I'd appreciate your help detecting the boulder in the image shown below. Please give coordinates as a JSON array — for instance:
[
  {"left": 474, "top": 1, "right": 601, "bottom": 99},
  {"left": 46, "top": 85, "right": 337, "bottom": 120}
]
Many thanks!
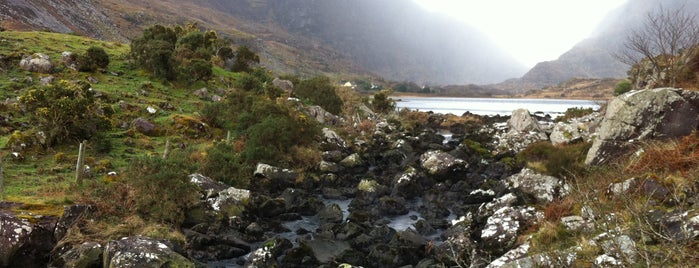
[
  {"left": 131, "top": 117, "right": 160, "bottom": 136},
  {"left": 254, "top": 163, "right": 297, "bottom": 181},
  {"left": 272, "top": 78, "right": 294, "bottom": 93},
  {"left": 61, "top": 51, "right": 77, "bottom": 70},
  {"left": 244, "top": 237, "right": 292, "bottom": 268},
  {"left": 0, "top": 209, "right": 58, "bottom": 267},
  {"left": 50, "top": 241, "right": 103, "bottom": 268},
  {"left": 317, "top": 204, "right": 344, "bottom": 224},
  {"left": 648, "top": 209, "right": 699, "bottom": 241},
  {"left": 586, "top": 88, "right": 699, "bottom": 165},
  {"left": 322, "top": 128, "right": 347, "bottom": 151},
  {"left": 19, "top": 53, "right": 53, "bottom": 73},
  {"left": 339, "top": 153, "right": 364, "bottom": 168},
  {"left": 40, "top": 75, "right": 55, "bottom": 85},
  {"left": 307, "top": 105, "right": 341, "bottom": 125},
  {"left": 481, "top": 206, "right": 543, "bottom": 252},
  {"left": 54, "top": 204, "right": 92, "bottom": 241},
  {"left": 503, "top": 168, "right": 569, "bottom": 204},
  {"left": 493, "top": 109, "right": 549, "bottom": 153},
  {"left": 103, "top": 236, "right": 194, "bottom": 268},
  {"left": 509, "top": 108, "right": 545, "bottom": 133},
  {"left": 184, "top": 229, "right": 250, "bottom": 261},
  {"left": 189, "top": 173, "right": 229, "bottom": 199},
  {"left": 193, "top": 88, "right": 209, "bottom": 99},
  {"left": 419, "top": 150, "right": 468, "bottom": 176}
]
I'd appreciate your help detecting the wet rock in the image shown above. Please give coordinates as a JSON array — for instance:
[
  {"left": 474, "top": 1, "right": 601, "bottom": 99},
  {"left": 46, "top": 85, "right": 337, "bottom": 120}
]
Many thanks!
[
  {"left": 19, "top": 53, "right": 53, "bottom": 73},
  {"left": 244, "top": 237, "right": 292, "bottom": 268},
  {"left": 586, "top": 88, "right": 699, "bottom": 165},
  {"left": 419, "top": 150, "right": 468, "bottom": 176},
  {"left": 184, "top": 229, "right": 250, "bottom": 261},
  {"left": 50, "top": 241, "right": 103, "bottom": 268},
  {"left": 317, "top": 204, "right": 344, "bottom": 224},
  {"left": 103, "top": 236, "right": 193, "bottom": 267},
  {"left": 339, "top": 153, "right": 364, "bottom": 168},
  {"left": 378, "top": 196, "right": 409, "bottom": 216},
  {"left": 503, "top": 168, "right": 569, "bottom": 204},
  {"left": 305, "top": 239, "right": 351, "bottom": 264},
  {"left": 280, "top": 188, "right": 324, "bottom": 216}
]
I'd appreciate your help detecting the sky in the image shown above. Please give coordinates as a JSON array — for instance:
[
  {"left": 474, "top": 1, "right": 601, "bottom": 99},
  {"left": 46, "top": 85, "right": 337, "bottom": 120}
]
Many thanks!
[{"left": 413, "top": 0, "right": 628, "bottom": 67}]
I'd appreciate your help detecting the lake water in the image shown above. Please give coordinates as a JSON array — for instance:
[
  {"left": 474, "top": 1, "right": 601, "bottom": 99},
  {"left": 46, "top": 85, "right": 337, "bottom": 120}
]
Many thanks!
[{"left": 395, "top": 97, "right": 601, "bottom": 117}]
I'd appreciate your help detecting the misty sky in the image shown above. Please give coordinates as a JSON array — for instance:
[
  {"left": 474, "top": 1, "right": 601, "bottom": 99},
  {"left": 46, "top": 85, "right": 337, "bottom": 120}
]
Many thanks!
[{"left": 413, "top": 0, "right": 627, "bottom": 67}]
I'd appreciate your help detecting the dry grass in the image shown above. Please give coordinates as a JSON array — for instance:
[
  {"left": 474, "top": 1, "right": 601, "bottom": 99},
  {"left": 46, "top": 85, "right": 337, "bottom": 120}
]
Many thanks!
[{"left": 626, "top": 132, "right": 699, "bottom": 175}]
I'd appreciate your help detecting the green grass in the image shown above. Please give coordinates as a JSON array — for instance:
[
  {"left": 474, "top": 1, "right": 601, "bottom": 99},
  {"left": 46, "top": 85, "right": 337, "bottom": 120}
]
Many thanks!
[{"left": 0, "top": 31, "right": 231, "bottom": 217}]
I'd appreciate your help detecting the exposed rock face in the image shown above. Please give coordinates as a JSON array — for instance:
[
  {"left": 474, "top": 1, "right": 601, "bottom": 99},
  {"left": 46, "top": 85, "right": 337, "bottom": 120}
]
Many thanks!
[
  {"left": 131, "top": 117, "right": 160, "bottom": 136},
  {"left": 503, "top": 168, "right": 569, "bottom": 205},
  {"left": 254, "top": 163, "right": 297, "bottom": 181},
  {"left": 549, "top": 112, "right": 600, "bottom": 145},
  {"left": 103, "top": 236, "right": 194, "bottom": 268},
  {"left": 586, "top": 88, "right": 699, "bottom": 165},
  {"left": 19, "top": 53, "right": 53, "bottom": 73}
]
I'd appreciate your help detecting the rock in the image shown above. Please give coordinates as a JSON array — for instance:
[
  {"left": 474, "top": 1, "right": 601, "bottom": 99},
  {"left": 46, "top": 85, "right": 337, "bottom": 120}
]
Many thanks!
[
  {"left": 560, "top": 216, "right": 593, "bottom": 232},
  {"left": 87, "top": 76, "right": 99, "bottom": 84},
  {"left": 586, "top": 88, "right": 699, "bottom": 165},
  {"left": 503, "top": 168, "right": 569, "bottom": 204},
  {"left": 254, "top": 163, "right": 297, "bottom": 181},
  {"left": 322, "top": 128, "right": 347, "bottom": 151},
  {"left": 146, "top": 106, "right": 157, "bottom": 114},
  {"left": 549, "top": 121, "right": 585, "bottom": 145},
  {"left": 378, "top": 196, "right": 408, "bottom": 216},
  {"left": 0, "top": 209, "right": 58, "bottom": 267},
  {"left": 304, "top": 239, "right": 351, "bottom": 264},
  {"left": 54, "top": 204, "right": 92, "bottom": 241},
  {"left": 19, "top": 53, "right": 53, "bottom": 73},
  {"left": 498, "top": 251, "right": 576, "bottom": 268},
  {"left": 600, "top": 235, "right": 637, "bottom": 264},
  {"left": 339, "top": 153, "right": 364, "bottom": 168},
  {"left": 478, "top": 193, "right": 518, "bottom": 218},
  {"left": 207, "top": 186, "right": 250, "bottom": 215},
  {"left": 103, "top": 236, "right": 194, "bottom": 268},
  {"left": 40, "top": 75, "right": 54, "bottom": 85},
  {"left": 419, "top": 150, "right": 468, "bottom": 176},
  {"left": 486, "top": 242, "right": 529, "bottom": 268},
  {"left": 481, "top": 206, "right": 543, "bottom": 252},
  {"left": 649, "top": 209, "right": 699, "bottom": 241},
  {"left": 211, "top": 94, "right": 222, "bottom": 102},
  {"left": 61, "top": 51, "right": 77, "bottom": 70},
  {"left": 193, "top": 88, "right": 209, "bottom": 99},
  {"left": 50, "top": 241, "right": 103, "bottom": 268},
  {"left": 606, "top": 177, "right": 670, "bottom": 202},
  {"left": 272, "top": 78, "right": 294, "bottom": 93},
  {"left": 131, "top": 117, "right": 160, "bottom": 136},
  {"left": 317, "top": 204, "right": 344, "bottom": 224},
  {"left": 184, "top": 229, "right": 250, "bottom": 261},
  {"left": 493, "top": 109, "right": 549, "bottom": 153},
  {"left": 280, "top": 188, "right": 324, "bottom": 216},
  {"left": 509, "top": 109, "right": 545, "bottom": 133},
  {"left": 307, "top": 105, "right": 341, "bottom": 125},
  {"left": 244, "top": 237, "right": 292, "bottom": 268},
  {"left": 189, "top": 173, "right": 229, "bottom": 199}
]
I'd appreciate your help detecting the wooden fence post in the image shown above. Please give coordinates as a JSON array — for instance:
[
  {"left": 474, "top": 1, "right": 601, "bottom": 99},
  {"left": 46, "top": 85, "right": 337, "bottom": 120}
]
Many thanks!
[
  {"left": 76, "top": 141, "right": 85, "bottom": 186},
  {"left": 226, "top": 130, "right": 231, "bottom": 144},
  {"left": 162, "top": 139, "right": 170, "bottom": 159}
]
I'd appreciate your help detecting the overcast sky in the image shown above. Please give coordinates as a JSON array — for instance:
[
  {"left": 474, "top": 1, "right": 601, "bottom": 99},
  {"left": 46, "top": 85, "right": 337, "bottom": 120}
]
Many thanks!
[{"left": 413, "top": 0, "right": 628, "bottom": 67}]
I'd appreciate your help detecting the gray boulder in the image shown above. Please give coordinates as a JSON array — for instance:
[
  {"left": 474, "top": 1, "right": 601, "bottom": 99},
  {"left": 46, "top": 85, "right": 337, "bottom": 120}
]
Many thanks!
[
  {"left": 419, "top": 150, "right": 467, "bottom": 176},
  {"left": 51, "top": 241, "right": 103, "bottom": 268},
  {"left": 307, "top": 105, "right": 341, "bottom": 125},
  {"left": 494, "top": 109, "right": 549, "bottom": 153},
  {"left": 131, "top": 117, "right": 160, "bottom": 136},
  {"left": 0, "top": 209, "right": 58, "bottom": 267},
  {"left": 61, "top": 51, "right": 77, "bottom": 70},
  {"left": 103, "top": 236, "right": 194, "bottom": 268},
  {"left": 586, "top": 88, "right": 699, "bottom": 165},
  {"left": 509, "top": 108, "right": 545, "bottom": 133},
  {"left": 503, "top": 168, "right": 569, "bottom": 205},
  {"left": 19, "top": 53, "right": 54, "bottom": 73},
  {"left": 272, "top": 78, "right": 294, "bottom": 93},
  {"left": 481, "top": 206, "right": 543, "bottom": 252},
  {"left": 317, "top": 204, "right": 344, "bottom": 224},
  {"left": 254, "top": 163, "right": 297, "bottom": 181}
]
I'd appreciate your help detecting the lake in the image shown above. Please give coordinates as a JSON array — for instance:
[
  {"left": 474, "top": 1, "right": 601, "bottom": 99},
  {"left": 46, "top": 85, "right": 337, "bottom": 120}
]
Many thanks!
[{"left": 394, "top": 97, "right": 601, "bottom": 117}]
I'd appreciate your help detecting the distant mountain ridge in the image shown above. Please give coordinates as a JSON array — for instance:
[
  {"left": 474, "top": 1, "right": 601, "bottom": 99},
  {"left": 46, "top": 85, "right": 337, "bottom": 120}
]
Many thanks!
[
  {"left": 500, "top": 0, "right": 699, "bottom": 92},
  {"left": 0, "top": 0, "right": 527, "bottom": 85}
]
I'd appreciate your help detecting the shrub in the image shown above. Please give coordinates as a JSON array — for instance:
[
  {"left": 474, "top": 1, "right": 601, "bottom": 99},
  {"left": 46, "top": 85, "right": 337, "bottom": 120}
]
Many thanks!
[
  {"left": 201, "top": 142, "right": 250, "bottom": 188},
  {"left": 295, "top": 76, "right": 344, "bottom": 115},
  {"left": 614, "top": 80, "right": 632, "bottom": 96},
  {"left": 232, "top": 45, "right": 260, "bottom": 73},
  {"left": 127, "top": 150, "right": 200, "bottom": 226},
  {"left": 77, "top": 46, "right": 110, "bottom": 72},
  {"left": 371, "top": 90, "right": 395, "bottom": 114},
  {"left": 20, "top": 80, "right": 111, "bottom": 145}
]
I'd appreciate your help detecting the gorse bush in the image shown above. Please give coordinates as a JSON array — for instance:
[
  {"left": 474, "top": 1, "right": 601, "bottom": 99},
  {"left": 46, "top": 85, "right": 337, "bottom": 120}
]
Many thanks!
[
  {"left": 371, "top": 90, "right": 395, "bottom": 114},
  {"left": 295, "top": 76, "right": 344, "bottom": 115},
  {"left": 77, "top": 46, "right": 110, "bottom": 72},
  {"left": 614, "top": 80, "right": 632, "bottom": 96},
  {"left": 20, "top": 80, "right": 111, "bottom": 145}
]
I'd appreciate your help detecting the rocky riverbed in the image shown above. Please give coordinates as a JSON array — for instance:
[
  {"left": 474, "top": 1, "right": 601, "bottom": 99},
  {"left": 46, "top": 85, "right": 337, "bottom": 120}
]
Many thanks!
[{"left": 3, "top": 87, "right": 699, "bottom": 267}]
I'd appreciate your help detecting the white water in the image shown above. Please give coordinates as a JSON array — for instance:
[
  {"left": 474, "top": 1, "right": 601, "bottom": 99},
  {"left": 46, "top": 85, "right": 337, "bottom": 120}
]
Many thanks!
[{"left": 395, "top": 97, "right": 600, "bottom": 117}]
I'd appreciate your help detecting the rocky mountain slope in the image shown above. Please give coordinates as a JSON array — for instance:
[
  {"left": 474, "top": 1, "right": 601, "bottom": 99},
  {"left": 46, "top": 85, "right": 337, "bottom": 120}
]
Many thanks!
[
  {"left": 0, "top": 0, "right": 526, "bottom": 85},
  {"left": 500, "top": 0, "right": 699, "bottom": 92}
]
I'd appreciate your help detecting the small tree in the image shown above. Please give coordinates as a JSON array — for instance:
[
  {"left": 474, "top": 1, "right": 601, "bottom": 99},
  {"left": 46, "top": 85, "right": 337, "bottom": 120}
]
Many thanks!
[
  {"left": 615, "top": 5, "right": 699, "bottom": 88},
  {"left": 372, "top": 90, "right": 396, "bottom": 114},
  {"left": 295, "top": 76, "right": 344, "bottom": 115}
]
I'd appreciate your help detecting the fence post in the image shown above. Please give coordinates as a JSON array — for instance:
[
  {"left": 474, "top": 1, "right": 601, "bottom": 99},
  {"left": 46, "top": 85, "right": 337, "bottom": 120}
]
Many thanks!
[
  {"left": 162, "top": 139, "right": 170, "bottom": 159},
  {"left": 76, "top": 141, "right": 85, "bottom": 186},
  {"left": 226, "top": 130, "right": 231, "bottom": 144},
  {"left": 0, "top": 156, "right": 4, "bottom": 197}
]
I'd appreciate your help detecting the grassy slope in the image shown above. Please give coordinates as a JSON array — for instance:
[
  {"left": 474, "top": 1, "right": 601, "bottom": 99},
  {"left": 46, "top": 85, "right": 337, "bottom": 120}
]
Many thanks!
[{"left": 0, "top": 31, "right": 229, "bottom": 216}]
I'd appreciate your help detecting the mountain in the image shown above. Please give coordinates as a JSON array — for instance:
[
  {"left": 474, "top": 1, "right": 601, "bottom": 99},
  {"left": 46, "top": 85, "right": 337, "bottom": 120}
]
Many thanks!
[
  {"left": 499, "top": 0, "right": 699, "bottom": 92},
  {"left": 0, "top": 0, "right": 527, "bottom": 85}
]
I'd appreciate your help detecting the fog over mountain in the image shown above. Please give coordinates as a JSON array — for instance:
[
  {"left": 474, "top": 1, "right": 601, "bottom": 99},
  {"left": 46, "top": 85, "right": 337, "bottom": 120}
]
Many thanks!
[
  {"left": 503, "top": 0, "right": 699, "bottom": 91},
  {"left": 0, "top": 0, "right": 527, "bottom": 85}
]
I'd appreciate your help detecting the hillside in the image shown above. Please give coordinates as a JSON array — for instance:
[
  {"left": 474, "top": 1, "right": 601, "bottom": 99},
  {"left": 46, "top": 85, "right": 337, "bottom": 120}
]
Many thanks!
[
  {"left": 0, "top": 0, "right": 527, "bottom": 85},
  {"left": 499, "top": 0, "right": 699, "bottom": 92}
]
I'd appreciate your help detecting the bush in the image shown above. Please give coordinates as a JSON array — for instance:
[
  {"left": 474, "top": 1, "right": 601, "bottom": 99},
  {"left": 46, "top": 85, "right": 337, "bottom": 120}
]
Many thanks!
[
  {"left": 20, "top": 80, "right": 111, "bottom": 145},
  {"left": 232, "top": 45, "right": 260, "bottom": 73},
  {"left": 614, "top": 80, "right": 632, "bottom": 96},
  {"left": 127, "top": 150, "right": 200, "bottom": 226},
  {"left": 295, "top": 76, "right": 344, "bottom": 115},
  {"left": 77, "top": 46, "right": 110, "bottom": 72},
  {"left": 371, "top": 90, "right": 395, "bottom": 114},
  {"left": 556, "top": 107, "right": 594, "bottom": 123},
  {"left": 518, "top": 141, "right": 591, "bottom": 178},
  {"left": 201, "top": 142, "right": 250, "bottom": 188}
]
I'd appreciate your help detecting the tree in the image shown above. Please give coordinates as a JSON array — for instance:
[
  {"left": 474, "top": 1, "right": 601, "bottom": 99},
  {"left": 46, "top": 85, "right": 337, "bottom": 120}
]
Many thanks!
[
  {"left": 615, "top": 5, "right": 699, "bottom": 88},
  {"left": 232, "top": 45, "right": 260, "bottom": 73},
  {"left": 130, "top": 25, "right": 178, "bottom": 80},
  {"left": 295, "top": 76, "right": 344, "bottom": 115}
]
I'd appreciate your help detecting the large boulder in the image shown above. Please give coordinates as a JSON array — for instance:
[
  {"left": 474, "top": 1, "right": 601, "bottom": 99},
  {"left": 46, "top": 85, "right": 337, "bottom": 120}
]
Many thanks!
[
  {"left": 19, "top": 53, "right": 54, "bottom": 73},
  {"left": 586, "top": 88, "right": 699, "bottom": 165},
  {"left": 103, "top": 236, "right": 194, "bottom": 268},
  {"left": 502, "top": 168, "right": 569, "bottom": 205},
  {"left": 481, "top": 206, "right": 543, "bottom": 253},
  {"left": 254, "top": 163, "right": 297, "bottom": 181},
  {"left": 0, "top": 208, "right": 58, "bottom": 267},
  {"left": 494, "top": 109, "right": 549, "bottom": 153},
  {"left": 51, "top": 241, "right": 103, "bottom": 268}
]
